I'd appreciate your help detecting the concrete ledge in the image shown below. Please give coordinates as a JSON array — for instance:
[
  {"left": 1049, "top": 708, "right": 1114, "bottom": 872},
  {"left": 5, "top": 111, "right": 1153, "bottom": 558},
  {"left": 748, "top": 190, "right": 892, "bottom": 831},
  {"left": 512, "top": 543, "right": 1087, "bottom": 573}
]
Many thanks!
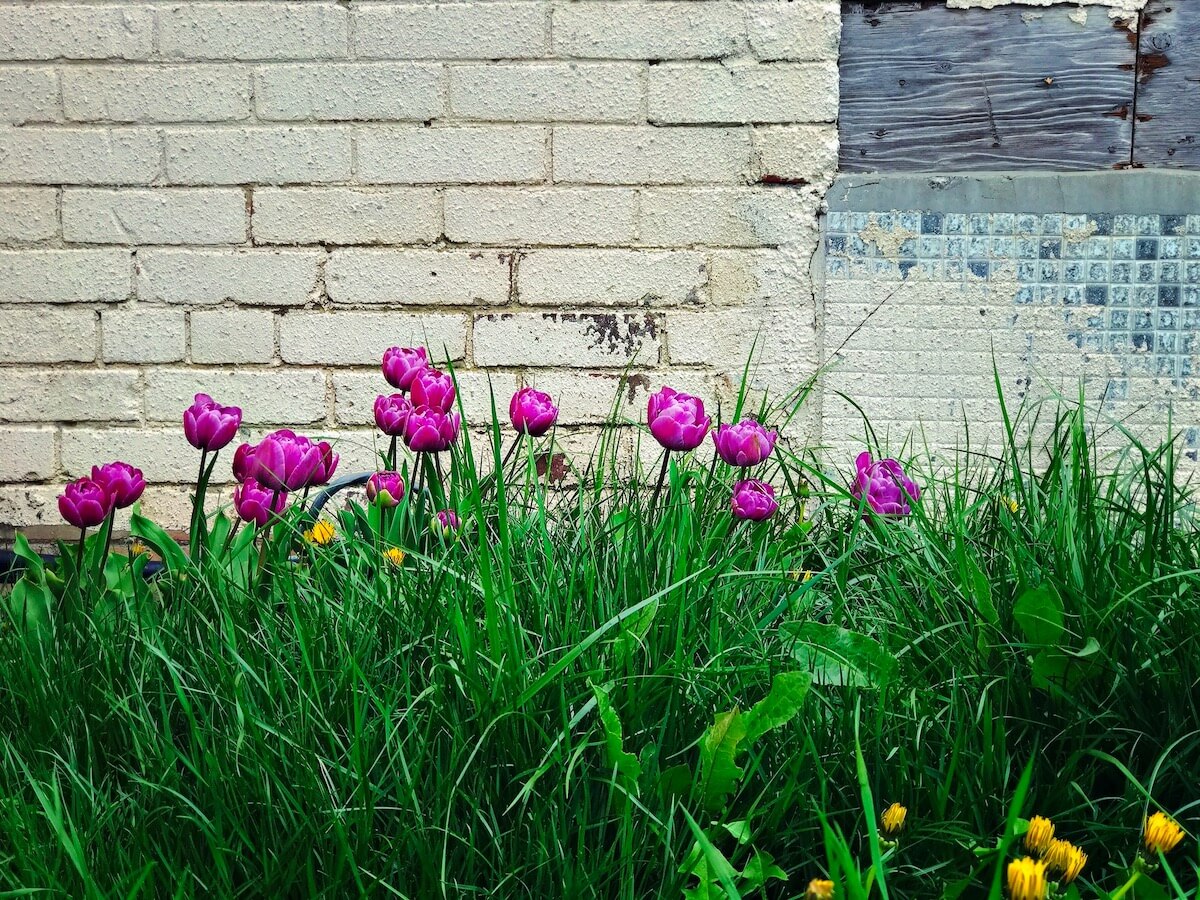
[{"left": 825, "top": 171, "right": 1200, "bottom": 215}]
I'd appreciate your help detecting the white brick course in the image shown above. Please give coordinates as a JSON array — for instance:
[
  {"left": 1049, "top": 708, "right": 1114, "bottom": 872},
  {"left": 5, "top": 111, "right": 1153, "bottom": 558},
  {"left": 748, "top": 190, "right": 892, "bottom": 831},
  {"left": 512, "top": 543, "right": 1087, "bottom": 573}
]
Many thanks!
[
  {"left": 553, "top": 126, "right": 753, "bottom": 185},
  {"left": 280, "top": 311, "right": 468, "bottom": 365},
  {"left": 649, "top": 63, "right": 839, "bottom": 125},
  {"left": 254, "top": 64, "right": 444, "bottom": 122},
  {"left": 63, "top": 189, "right": 247, "bottom": 245},
  {"left": 0, "top": 307, "right": 97, "bottom": 363},
  {"left": 63, "top": 66, "right": 252, "bottom": 124},
  {"left": 450, "top": 63, "right": 642, "bottom": 122},
  {"left": 355, "top": 3, "right": 547, "bottom": 60},
  {"left": 0, "top": 189, "right": 59, "bottom": 243},
  {"left": 356, "top": 126, "right": 548, "bottom": 184},
  {"left": 0, "top": 428, "right": 56, "bottom": 482},
  {"left": 444, "top": 188, "right": 636, "bottom": 245},
  {"left": 158, "top": 3, "right": 350, "bottom": 61},
  {"left": 0, "top": 370, "right": 140, "bottom": 423},
  {"left": 102, "top": 306, "right": 186, "bottom": 363},
  {"left": 165, "top": 127, "right": 352, "bottom": 185},
  {"left": 0, "top": 249, "right": 131, "bottom": 303},
  {"left": 143, "top": 368, "right": 328, "bottom": 426},
  {"left": 137, "top": 249, "right": 321, "bottom": 306},
  {"left": 639, "top": 187, "right": 821, "bottom": 247},
  {"left": 0, "top": 128, "right": 160, "bottom": 185},
  {"left": 552, "top": 2, "right": 739, "bottom": 60},
  {"left": 62, "top": 427, "right": 230, "bottom": 483},
  {"left": 0, "top": 5, "right": 154, "bottom": 61},
  {"left": 0, "top": 67, "right": 60, "bottom": 125},
  {"left": 253, "top": 188, "right": 440, "bottom": 245},
  {"left": 326, "top": 250, "right": 510, "bottom": 305},
  {"left": 190, "top": 309, "right": 277, "bottom": 364},
  {"left": 519, "top": 249, "right": 708, "bottom": 306},
  {"left": 473, "top": 312, "right": 661, "bottom": 368}
]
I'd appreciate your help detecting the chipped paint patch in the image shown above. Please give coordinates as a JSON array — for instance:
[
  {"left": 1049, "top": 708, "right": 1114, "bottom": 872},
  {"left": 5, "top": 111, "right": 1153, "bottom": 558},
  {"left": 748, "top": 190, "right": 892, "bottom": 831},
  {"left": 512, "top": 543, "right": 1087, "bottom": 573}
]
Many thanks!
[{"left": 946, "top": 0, "right": 1147, "bottom": 20}]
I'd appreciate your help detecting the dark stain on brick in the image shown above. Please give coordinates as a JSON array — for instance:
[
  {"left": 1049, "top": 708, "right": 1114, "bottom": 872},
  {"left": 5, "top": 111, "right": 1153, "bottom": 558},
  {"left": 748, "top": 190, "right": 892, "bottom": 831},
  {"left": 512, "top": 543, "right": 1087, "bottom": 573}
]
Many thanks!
[
  {"left": 535, "top": 452, "right": 568, "bottom": 484},
  {"left": 759, "top": 174, "right": 811, "bottom": 187}
]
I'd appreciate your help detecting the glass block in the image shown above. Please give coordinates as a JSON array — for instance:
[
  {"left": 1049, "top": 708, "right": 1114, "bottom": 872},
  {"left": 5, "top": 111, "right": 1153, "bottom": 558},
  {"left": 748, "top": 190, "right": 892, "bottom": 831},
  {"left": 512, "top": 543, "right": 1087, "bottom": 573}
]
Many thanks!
[
  {"left": 872, "top": 213, "right": 895, "bottom": 230},
  {"left": 899, "top": 260, "right": 918, "bottom": 279},
  {"left": 993, "top": 213, "right": 1015, "bottom": 235},
  {"left": 1159, "top": 310, "right": 1179, "bottom": 330},
  {"left": 1135, "top": 287, "right": 1157, "bottom": 308},
  {"left": 827, "top": 235, "right": 847, "bottom": 254},
  {"left": 848, "top": 235, "right": 869, "bottom": 255},
  {"left": 944, "top": 259, "right": 965, "bottom": 279},
  {"left": 826, "top": 212, "right": 847, "bottom": 233},
  {"left": 921, "top": 212, "right": 944, "bottom": 234},
  {"left": 1063, "top": 240, "right": 1089, "bottom": 259},
  {"left": 1063, "top": 261, "right": 1086, "bottom": 283},
  {"left": 1040, "top": 238, "right": 1062, "bottom": 259},
  {"left": 849, "top": 212, "right": 869, "bottom": 231},
  {"left": 1156, "top": 356, "right": 1178, "bottom": 378},
  {"left": 968, "top": 260, "right": 990, "bottom": 279},
  {"left": 1187, "top": 215, "right": 1200, "bottom": 236},
  {"left": 1136, "top": 262, "right": 1158, "bottom": 283},
  {"left": 969, "top": 213, "right": 990, "bottom": 234},
  {"left": 1110, "top": 309, "right": 1129, "bottom": 329},
  {"left": 898, "top": 238, "right": 917, "bottom": 256},
  {"left": 1015, "top": 214, "right": 1039, "bottom": 234},
  {"left": 1040, "top": 261, "right": 1061, "bottom": 282},
  {"left": 1015, "top": 286, "right": 1034, "bottom": 305},
  {"left": 1111, "top": 262, "right": 1133, "bottom": 283},
  {"left": 945, "top": 237, "right": 966, "bottom": 257},
  {"left": 1160, "top": 237, "right": 1181, "bottom": 259},
  {"left": 1091, "top": 214, "right": 1113, "bottom": 236},
  {"left": 916, "top": 259, "right": 941, "bottom": 278},
  {"left": 1136, "top": 239, "right": 1159, "bottom": 260},
  {"left": 944, "top": 213, "right": 967, "bottom": 235},
  {"left": 1063, "top": 286, "right": 1084, "bottom": 306},
  {"left": 1085, "top": 285, "right": 1108, "bottom": 305},
  {"left": 1108, "top": 333, "right": 1130, "bottom": 353},
  {"left": 1161, "top": 262, "right": 1181, "bottom": 283},
  {"left": 1132, "top": 331, "right": 1153, "bottom": 351},
  {"left": 1064, "top": 214, "right": 1088, "bottom": 231},
  {"left": 899, "top": 211, "right": 921, "bottom": 232},
  {"left": 1160, "top": 285, "right": 1181, "bottom": 307},
  {"left": 1087, "top": 262, "right": 1109, "bottom": 282},
  {"left": 1016, "top": 237, "right": 1039, "bottom": 258},
  {"left": 917, "top": 235, "right": 942, "bottom": 257},
  {"left": 1187, "top": 263, "right": 1200, "bottom": 283},
  {"left": 1017, "top": 260, "right": 1038, "bottom": 282},
  {"left": 825, "top": 257, "right": 848, "bottom": 278},
  {"left": 1041, "top": 214, "right": 1063, "bottom": 235},
  {"left": 1112, "top": 238, "right": 1135, "bottom": 260},
  {"left": 1137, "top": 215, "right": 1161, "bottom": 236},
  {"left": 1114, "top": 215, "right": 1137, "bottom": 236},
  {"left": 990, "top": 237, "right": 1014, "bottom": 258},
  {"left": 1185, "top": 293, "right": 1200, "bottom": 312},
  {"left": 967, "top": 236, "right": 989, "bottom": 257},
  {"left": 1037, "top": 285, "right": 1061, "bottom": 304},
  {"left": 1109, "top": 286, "right": 1131, "bottom": 307},
  {"left": 1162, "top": 215, "right": 1186, "bottom": 236},
  {"left": 1088, "top": 239, "right": 1111, "bottom": 260}
]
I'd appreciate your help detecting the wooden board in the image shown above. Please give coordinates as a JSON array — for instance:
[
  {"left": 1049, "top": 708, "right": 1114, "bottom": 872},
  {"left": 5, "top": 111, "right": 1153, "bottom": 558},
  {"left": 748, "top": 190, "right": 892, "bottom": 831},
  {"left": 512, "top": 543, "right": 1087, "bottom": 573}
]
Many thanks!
[
  {"left": 839, "top": 2, "right": 1137, "bottom": 173},
  {"left": 1133, "top": 1, "right": 1200, "bottom": 167}
]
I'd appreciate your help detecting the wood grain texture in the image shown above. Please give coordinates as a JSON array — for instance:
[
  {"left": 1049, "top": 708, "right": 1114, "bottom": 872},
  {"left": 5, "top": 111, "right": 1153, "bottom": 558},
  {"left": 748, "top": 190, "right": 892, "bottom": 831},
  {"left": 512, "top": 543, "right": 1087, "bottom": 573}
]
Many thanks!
[
  {"left": 1134, "top": 1, "right": 1200, "bottom": 167},
  {"left": 839, "top": 2, "right": 1136, "bottom": 173}
]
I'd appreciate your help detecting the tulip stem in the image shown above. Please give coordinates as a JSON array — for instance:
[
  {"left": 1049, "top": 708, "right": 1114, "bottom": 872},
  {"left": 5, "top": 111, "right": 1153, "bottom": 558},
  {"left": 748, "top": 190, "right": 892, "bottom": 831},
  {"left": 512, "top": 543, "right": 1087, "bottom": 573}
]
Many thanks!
[
  {"left": 189, "top": 449, "right": 208, "bottom": 566},
  {"left": 387, "top": 435, "right": 398, "bottom": 471},
  {"left": 650, "top": 451, "right": 671, "bottom": 513},
  {"left": 96, "top": 508, "right": 115, "bottom": 586},
  {"left": 72, "top": 526, "right": 88, "bottom": 602}
]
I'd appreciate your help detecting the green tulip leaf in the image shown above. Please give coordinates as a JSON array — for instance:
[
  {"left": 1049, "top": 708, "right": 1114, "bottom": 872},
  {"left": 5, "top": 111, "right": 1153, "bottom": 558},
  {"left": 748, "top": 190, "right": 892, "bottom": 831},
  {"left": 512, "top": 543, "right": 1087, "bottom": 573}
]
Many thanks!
[
  {"left": 1013, "top": 584, "right": 1064, "bottom": 646},
  {"left": 130, "top": 512, "right": 191, "bottom": 574},
  {"left": 784, "top": 622, "right": 898, "bottom": 688}
]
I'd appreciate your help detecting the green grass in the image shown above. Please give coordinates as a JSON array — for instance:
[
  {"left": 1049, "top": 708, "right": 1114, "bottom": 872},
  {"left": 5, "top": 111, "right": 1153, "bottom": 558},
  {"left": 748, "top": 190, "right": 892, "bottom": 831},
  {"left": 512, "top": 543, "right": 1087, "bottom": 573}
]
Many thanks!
[{"left": 2, "top": 384, "right": 1198, "bottom": 899}]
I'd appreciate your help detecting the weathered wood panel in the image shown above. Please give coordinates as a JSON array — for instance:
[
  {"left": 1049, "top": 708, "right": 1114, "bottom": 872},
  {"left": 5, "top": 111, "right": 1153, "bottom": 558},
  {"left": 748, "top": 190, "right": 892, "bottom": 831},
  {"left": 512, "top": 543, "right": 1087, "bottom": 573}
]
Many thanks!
[
  {"left": 839, "top": 2, "right": 1136, "bottom": 173},
  {"left": 1133, "top": 1, "right": 1200, "bottom": 167}
]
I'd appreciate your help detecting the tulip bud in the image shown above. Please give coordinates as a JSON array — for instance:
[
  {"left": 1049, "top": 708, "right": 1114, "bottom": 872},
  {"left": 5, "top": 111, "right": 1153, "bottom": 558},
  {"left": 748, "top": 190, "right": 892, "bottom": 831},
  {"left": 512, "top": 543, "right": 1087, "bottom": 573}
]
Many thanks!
[
  {"left": 232, "top": 477, "right": 288, "bottom": 527},
  {"left": 509, "top": 387, "right": 559, "bottom": 437},
  {"left": 183, "top": 393, "right": 242, "bottom": 452},
  {"left": 366, "top": 471, "right": 405, "bottom": 507},
  {"left": 90, "top": 460, "right": 146, "bottom": 509},
  {"left": 374, "top": 394, "right": 412, "bottom": 437},
  {"left": 403, "top": 405, "right": 461, "bottom": 453},
  {"left": 712, "top": 420, "right": 777, "bottom": 467},
  {"left": 311, "top": 441, "right": 339, "bottom": 486},
  {"left": 410, "top": 369, "right": 456, "bottom": 413},
  {"left": 381, "top": 346, "right": 429, "bottom": 391},
  {"left": 731, "top": 479, "right": 778, "bottom": 522},
  {"left": 430, "top": 509, "right": 461, "bottom": 540},
  {"left": 851, "top": 452, "right": 920, "bottom": 517},
  {"left": 232, "top": 442, "right": 256, "bottom": 483},
  {"left": 251, "top": 429, "right": 324, "bottom": 492},
  {"left": 58, "top": 477, "right": 113, "bottom": 529},
  {"left": 647, "top": 386, "right": 711, "bottom": 451}
]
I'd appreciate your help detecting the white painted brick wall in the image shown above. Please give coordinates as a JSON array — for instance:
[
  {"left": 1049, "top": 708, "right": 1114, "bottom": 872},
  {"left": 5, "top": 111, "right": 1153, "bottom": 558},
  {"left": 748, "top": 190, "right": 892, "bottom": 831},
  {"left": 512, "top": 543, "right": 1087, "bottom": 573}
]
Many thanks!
[{"left": 0, "top": 0, "right": 834, "bottom": 528}]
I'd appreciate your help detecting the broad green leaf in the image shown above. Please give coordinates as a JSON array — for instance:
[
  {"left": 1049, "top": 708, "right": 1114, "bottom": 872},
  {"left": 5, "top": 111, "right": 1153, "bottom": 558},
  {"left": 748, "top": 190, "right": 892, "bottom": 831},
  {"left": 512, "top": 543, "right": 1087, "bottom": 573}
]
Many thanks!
[
  {"left": 658, "top": 764, "right": 692, "bottom": 800},
  {"left": 1013, "top": 584, "right": 1064, "bottom": 646},
  {"left": 12, "top": 533, "right": 46, "bottom": 581},
  {"left": 739, "top": 851, "right": 787, "bottom": 890},
  {"left": 698, "top": 709, "right": 747, "bottom": 811},
  {"left": 784, "top": 622, "right": 898, "bottom": 688},
  {"left": 589, "top": 680, "right": 642, "bottom": 784},
  {"left": 9, "top": 578, "right": 53, "bottom": 637},
  {"left": 742, "top": 671, "right": 811, "bottom": 743},
  {"left": 968, "top": 558, "right": 998, "bottom": 625},
  {"left": 1031, "top": 644, "right": 1099, "bottom": 691},
  {"left": 130, "top": 511, "right": 191, "bottom": 574},
  {"left": 721, "top": 821, "right": 751, "bottom": 845}
]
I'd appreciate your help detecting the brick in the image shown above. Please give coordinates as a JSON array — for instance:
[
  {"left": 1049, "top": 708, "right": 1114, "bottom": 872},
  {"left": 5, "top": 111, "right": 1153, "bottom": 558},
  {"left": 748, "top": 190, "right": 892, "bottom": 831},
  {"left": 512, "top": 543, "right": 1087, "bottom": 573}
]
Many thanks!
[
  {"left": 326, "top": 250, "right": 509, "bottom": 305},
  {"left": 444, "top": 188, "right": 635, "bottom": 245},
  {"left": 753, "top": 126, "right": 838, "bottom": 187},
  {"left": 0, "top": 307, "right": 96, "bottom": 363},
  {"left": 0, "top": 250, "right": 130, "bottom": 303},
  {"left": 666, "top": 307, "right": 818, "bottom": 368},
  {"left": 552, "top": 2, "right": 739, "bottom": 60},
  {"left": 164, "top": 127, "right": 351, "bottom": 185},
  {"left": 0, "top": 369, "right": 139, "bottom": 423},
  {"left": 0, "top": 428, "right": 56, "bottom": 482},
  {"left": 473, "top": 312, "right": 660, "bottom": 368},
  {"left": 519, "top": 249, "right": 707, "bottom": 306},
  {"left": 103, "top": 306, "right": 186, "bottom": 363},
  {"left": 745, "top": 2, "right": 841, "bottom": 62},
  {"left": 190, "top": 308, "right": 277, "bottom": 364},
  {"left": 62, "top": 427, "right": 226, "bottom": 483},
  {"left": 280, "top": 311, "right": 467, "bottom": 365},
  {"left": 355, "top": 3, "right": 546, "bottom": 59},
  {"left": 0, "top": 5, "right": 154, "bottom": 61},
  {"left": 639, "top": 187, "right": 820, "bottom": 247},
  {"left": 554, "top": 125, "right": 752, "bottom": 185},
  {"left": 63, "top": 65, "right": 250, "bottom": 124},
  {"left": 159, "top": 3, "right": 349, "bottom": 61},
  {"left": 0, "top": 68, "right": 59, "bottom": 124},
  {"left": 144, "top": 368, "right": 328, "bottom": 427},
  {"left": 137, "top": 249, "right": 321, "bottom": 305},
  {"left": 356, "top": 125, "right": 547, "bottom": 185},
  {"left": 253, "top": 188, "right": 439, "bottom": 245},
  {"left": 649, "top": 63, "right": 838, "bottom": 124},
  {"left": 708, "top": 249, "right": 814, "bottom": 306},
  {"left": 255, "top": 64, "right": 443, "bottom": 122},
  {"left": 333, "top": 369, "right": 518, "bottom": 426},
  {"left": 0, "top": 486, "right": 61, "bottom": 526},
  {"left": 0, "top": 127, "right": 160, "bottom": 185},
  {"left": 450, "top": 63, "right": 641, "bottom": 123},
  {"left": 63, "top": 189, "right": 247, "bottom": 245},
  {"left": 0, "top": 189, "right": 58, "bottom": 243}
]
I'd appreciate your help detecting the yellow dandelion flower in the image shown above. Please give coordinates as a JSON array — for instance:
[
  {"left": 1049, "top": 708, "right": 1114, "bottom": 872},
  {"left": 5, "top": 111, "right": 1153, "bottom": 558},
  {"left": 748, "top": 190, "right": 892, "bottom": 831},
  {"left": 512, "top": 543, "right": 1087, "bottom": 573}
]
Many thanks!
[
  {"left": 129, "top": 541, "right": 149, "bottom": 557},
  {"left": 1024, "top": 816, "right": 1056, "bottom": 855},
  {"left": 304, "top": 520, "right": 336, "bottom": 546},
  {"left": 1043, "top": 839, "right": 1086, "bottom": 884},
  {"left": 382, "top": 546, "right": 406, "bottom": 568},
  {"left": 1144, "top": 811, "right": 1185, "bottom": 856},
  {"left": 1006, "top": 857, "right": 1048, "bottom": 900},
  {"left": 880, "top": 802, "right": 908, "bottom": 839},
  {"left": 1001, "top": 495, "right": 1019, "bottom": 514},
  {"left": 804, "top": 879, "right": 835, "bottom": 900},
  {"left": 788, "top": 569, "right": 815, "bottom": 583}
]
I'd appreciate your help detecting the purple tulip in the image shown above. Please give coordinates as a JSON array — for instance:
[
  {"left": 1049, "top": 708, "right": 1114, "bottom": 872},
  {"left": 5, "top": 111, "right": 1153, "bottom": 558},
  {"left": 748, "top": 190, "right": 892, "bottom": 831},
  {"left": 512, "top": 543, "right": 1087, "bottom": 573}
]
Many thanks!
[
  {"left": 430, "top": 509, "right": 461, "bottom": 539},
  {"left": 311, "top": 441, "right": 339, "bottom": 486},
  {"left": 90, "top": 461, "right": 146, "bottom": 509},
  {"left": 403, "top": 405, "right": 461, "bottom": 453},
  {"left": 410, "top": 369, "right": 456, "bottom": 413},
  {"left": 852, "top": 452, "right": 920, "bottom": 517},
  {"left": 374, "top": 394, "right": 412, "bottom": 437},
  {"left": 730, "top": 479, "right": 778, "bottom": 522},
  {"left": 713, "top": 420, "right": 778, "bottom": 468},
  {"left": 366, "top": 471, "right": 405, "bottom": 507},
  {"left": 58, "top": 477, "right": 113, "bottom": 529},
  {"left": 510, "top": 387, "right": 559, "bottom": 437},
  {"left": 647, "top": 386, "right": 711, "bottom": 452},
  {"left": 381, "top": 346, "right": 429, "bottom": 392},
  {"left": 183, "top": 393, "right": 242, "bottom": 452},
  {"left": 232, "top": 477, "right": 288, "bottom": 527},
  {"left": 251, "top": 429, "right": 324, "bottom": 491},
  {"left": 232, "top": 442, "right": 255, "bottom": 483}
]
